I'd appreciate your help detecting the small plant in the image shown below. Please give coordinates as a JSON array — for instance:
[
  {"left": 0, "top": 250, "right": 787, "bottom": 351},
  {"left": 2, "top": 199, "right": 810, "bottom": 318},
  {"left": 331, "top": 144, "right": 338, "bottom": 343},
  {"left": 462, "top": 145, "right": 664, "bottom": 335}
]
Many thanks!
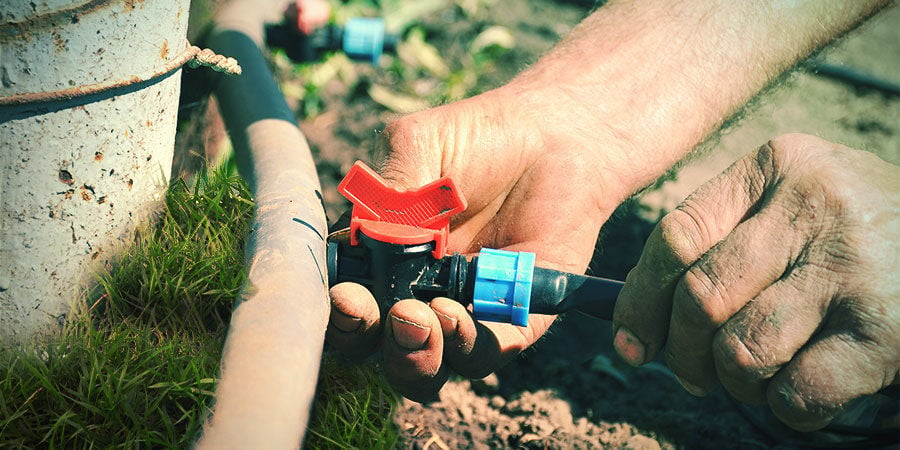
[{"left": 276, "top": 0, "right": 516, "bottom": 117}]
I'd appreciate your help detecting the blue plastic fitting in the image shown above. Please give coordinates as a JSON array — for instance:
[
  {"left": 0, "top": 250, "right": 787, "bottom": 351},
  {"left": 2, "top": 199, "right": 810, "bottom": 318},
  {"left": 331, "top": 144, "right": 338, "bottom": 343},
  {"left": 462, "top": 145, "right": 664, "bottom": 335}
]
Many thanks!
[
  {"left": 472, "top": 248, "right": 536, "bottom": 327},
  {"left": 342, "top": 17, "right": 385, "bottom": 64}
]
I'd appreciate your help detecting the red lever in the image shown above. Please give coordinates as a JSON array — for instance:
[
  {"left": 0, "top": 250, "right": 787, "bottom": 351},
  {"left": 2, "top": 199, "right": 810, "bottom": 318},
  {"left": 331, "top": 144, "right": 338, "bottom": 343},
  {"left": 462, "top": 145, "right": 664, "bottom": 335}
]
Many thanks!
[{"left": 337, "top": 161, "right": 467, "bottom": 259}]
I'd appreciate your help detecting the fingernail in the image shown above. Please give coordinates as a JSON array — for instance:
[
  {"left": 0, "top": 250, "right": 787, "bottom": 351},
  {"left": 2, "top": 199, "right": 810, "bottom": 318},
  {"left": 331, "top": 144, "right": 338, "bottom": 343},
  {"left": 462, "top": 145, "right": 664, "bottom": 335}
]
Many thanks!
[
  {"left": 614, "top": 327, "right": 646, "bottom": 366},
  {"left": 434, "top": 310, "right": 458, "bottom": 338},
  {"left": 330, "top": 309, "right": 362, "bottom": 332},
  {"left": 390, "top": 314, "right": 431, "bottom": 350},
  {"left": 675, "top": 375, "right": 707, "bottom": 397}
]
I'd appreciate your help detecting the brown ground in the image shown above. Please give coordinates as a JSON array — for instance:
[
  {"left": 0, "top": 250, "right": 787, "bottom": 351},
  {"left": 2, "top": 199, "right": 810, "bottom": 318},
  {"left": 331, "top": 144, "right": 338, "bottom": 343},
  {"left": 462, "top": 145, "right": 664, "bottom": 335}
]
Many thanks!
[{"left": 182, "top": 1, "right": 900, "bottom": 448}]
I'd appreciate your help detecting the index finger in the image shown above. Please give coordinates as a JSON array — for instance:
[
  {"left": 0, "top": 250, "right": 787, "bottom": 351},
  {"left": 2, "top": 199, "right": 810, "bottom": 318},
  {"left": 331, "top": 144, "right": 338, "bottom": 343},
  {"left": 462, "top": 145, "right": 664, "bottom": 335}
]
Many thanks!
[{"left": 612, "top": 142, "right": 776, "bottom": 366}]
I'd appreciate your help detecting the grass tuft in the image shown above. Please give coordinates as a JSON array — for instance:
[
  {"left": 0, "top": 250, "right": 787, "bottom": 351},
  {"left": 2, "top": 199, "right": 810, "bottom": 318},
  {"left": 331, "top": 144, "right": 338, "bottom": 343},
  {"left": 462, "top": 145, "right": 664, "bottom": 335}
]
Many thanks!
[
  {"left": 94, "top": 168, "right": 254, "bottom": 335},
  {"left": 0, "top": 320, "right": 221, "bottom": 448},
  {"left": 306, "top": 356, "right": 399, "bottom": 449}
]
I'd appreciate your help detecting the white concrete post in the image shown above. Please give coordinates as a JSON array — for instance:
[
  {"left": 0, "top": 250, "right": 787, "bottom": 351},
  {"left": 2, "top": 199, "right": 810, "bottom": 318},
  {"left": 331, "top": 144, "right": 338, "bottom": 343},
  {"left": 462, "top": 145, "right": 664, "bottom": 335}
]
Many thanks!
[{"left": 0, "top": 0, "right": 191, "bottom": 345}]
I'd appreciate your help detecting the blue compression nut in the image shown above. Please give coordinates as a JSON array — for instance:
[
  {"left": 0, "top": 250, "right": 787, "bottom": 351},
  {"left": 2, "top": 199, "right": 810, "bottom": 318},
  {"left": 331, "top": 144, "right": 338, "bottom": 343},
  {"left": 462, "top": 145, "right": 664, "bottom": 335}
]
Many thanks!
[
  {"left": 472, "top": 248, "right": 536, "bottom": 327},
  {"left": 342, "top": 17, "right": 385, "bottom": 64}
]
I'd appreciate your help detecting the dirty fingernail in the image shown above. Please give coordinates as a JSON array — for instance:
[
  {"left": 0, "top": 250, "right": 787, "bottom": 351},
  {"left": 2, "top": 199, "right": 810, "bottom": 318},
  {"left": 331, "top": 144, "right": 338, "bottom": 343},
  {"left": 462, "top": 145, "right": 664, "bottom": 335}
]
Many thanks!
[
  {"left": 675, "top": 375, "right": 707, "bottom": 397},
  {"left": 390, "top": 315, "right": 431, "bottom": 350},
  {"left": 330, "top": 309, "right": 362, "bottom": 332},
  {"left": 434, "top": 310, "right": 458, "bottom": 338},
  {"left": 614, "top": 327, "right": 646, "bottom": 366}
]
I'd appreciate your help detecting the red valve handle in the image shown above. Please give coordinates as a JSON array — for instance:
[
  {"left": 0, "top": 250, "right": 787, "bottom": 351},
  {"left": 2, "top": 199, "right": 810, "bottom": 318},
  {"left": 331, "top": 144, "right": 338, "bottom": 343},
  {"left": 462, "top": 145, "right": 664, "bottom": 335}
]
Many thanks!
[{"left": 337, "top": 161, "right": 467, "bottom": 259}]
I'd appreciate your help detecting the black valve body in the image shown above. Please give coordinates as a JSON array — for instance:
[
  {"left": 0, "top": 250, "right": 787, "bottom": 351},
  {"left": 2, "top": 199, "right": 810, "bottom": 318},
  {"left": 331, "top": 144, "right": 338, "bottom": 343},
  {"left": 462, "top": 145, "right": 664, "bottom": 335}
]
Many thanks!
[
  {"left": 326, "top": 231, "right": 624, "bottom": 322},
  {"left": 327, "top": 231, "right": 474, "bottom": 316}
]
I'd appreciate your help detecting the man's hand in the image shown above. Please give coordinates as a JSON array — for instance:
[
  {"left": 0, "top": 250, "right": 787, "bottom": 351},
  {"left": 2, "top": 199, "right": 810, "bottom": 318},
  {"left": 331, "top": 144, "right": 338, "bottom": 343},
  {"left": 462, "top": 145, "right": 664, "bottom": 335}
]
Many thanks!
[
  {"left": 326, "top": 89, "right": 629, "bottom": 401},
  {"left": 613, "top": 133, "right": 900, "bottom": 431}
]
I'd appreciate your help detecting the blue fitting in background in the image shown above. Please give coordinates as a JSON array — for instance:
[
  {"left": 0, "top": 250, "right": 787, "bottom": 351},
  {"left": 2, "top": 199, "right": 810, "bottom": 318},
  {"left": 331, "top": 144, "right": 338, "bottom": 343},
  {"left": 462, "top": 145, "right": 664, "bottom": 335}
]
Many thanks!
[
  {"left": 342, "top": 17, "right": 385, "bottom": 64},
  {"left": 472, "top": 248, "right": 535, "bottom": 327}
]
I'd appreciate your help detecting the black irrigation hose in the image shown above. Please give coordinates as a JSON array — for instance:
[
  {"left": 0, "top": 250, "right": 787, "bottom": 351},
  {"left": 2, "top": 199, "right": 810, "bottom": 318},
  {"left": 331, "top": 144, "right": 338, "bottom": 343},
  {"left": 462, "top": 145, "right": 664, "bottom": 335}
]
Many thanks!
[
  {"left": 809, "top": 61, "right": 900, "bottom": 97},
  {"left": 730, "top": 396, "right": 900, "bottom": 449}
]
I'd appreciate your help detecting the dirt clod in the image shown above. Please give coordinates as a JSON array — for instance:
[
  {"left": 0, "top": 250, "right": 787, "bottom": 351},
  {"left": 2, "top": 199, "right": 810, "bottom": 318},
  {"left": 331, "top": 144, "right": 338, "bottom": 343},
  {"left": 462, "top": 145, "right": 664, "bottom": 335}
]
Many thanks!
[{"left": 624, "top": 435, "right": 662, "bottom": 450}]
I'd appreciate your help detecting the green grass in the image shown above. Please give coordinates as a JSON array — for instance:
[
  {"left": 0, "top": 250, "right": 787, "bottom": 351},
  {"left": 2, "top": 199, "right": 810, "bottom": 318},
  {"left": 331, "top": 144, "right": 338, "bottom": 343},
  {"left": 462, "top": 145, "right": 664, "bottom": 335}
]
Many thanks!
[
  {"left": 305, "top": 357, "right": 399, "bottom": 449},
  {"left": 94, "top": 170, "right": 254, "bottom": 336},
  {"left": 0, "top": 169, "right": 397, "bottom": 448},
  {"left": 0, "top": 321, "right": 220, "bottom": 448}
]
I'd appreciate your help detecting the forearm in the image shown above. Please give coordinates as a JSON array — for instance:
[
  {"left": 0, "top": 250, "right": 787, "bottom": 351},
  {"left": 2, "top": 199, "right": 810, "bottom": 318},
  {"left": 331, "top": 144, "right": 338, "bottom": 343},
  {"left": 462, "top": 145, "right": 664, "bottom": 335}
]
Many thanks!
[{"left": 503, "top": 0, "right": 890, "bottom": 203}]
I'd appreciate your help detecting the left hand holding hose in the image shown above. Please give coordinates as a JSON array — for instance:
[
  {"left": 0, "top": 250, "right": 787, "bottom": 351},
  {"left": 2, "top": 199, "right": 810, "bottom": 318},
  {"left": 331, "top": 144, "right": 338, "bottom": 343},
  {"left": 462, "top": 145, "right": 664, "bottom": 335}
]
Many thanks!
[{"left": 613, "top": 133, "right": 900, "bottom": 431}]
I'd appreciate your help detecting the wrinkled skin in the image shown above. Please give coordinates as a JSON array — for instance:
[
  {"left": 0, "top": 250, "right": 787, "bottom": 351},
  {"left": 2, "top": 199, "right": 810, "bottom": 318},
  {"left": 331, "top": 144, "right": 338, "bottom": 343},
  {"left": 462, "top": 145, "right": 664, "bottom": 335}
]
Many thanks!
[
  {"left": 613, "top": 134, "right": 900, "bottom": 431},
  {"left": 325, "top": 89, "right": 629, "bottom": 402}
]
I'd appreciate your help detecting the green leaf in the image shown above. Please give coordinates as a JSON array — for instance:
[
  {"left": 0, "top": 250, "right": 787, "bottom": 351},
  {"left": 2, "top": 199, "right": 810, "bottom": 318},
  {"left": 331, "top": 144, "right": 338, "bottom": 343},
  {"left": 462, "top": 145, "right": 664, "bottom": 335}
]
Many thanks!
[
  {"left": 398, "top": 28, "right": 451, "bottom": 78},
  {"left": 471, "top": 25, "right": 516, "bottom": 54}
]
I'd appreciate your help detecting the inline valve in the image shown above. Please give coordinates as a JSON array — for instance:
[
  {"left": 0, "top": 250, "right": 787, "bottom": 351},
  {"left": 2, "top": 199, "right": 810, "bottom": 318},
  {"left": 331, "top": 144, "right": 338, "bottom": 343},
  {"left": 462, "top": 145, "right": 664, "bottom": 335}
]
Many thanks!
[{"left": 326, "top": 161, "right": 624, "bottom": 326}]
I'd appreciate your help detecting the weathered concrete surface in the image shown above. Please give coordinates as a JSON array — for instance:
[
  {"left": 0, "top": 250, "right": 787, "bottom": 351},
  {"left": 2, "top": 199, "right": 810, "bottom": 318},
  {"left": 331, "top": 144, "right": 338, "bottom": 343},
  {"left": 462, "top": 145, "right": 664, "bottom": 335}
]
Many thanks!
[{"left": 0, "top": 0, "right": 190, "bottom": 345}]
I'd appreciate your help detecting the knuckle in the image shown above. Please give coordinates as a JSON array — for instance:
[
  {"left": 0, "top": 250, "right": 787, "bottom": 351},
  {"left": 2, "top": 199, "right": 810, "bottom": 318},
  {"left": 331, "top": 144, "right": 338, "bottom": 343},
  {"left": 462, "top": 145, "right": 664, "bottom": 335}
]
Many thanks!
[
  {"left": 378, "top": 114, "right": 429, "bottom": 154},
  {"left": 657, "top": 206, "right": 708, "bottom": 268},
  {"left": 767, "top": 132, "right": 816, "bottom": 148},
  {"left": 767, "top": 381, "right": 832, "bottom": 431},
  {"left": 766, "top": 133, "right": 825, "bottom": 163},
  {"left": 764, "top": 134, "right": 849, "bottom": 212},
  {"left": 676, "top": 265, "right": 729, "bottom": 326},
  {"left": 713, "top": 329, "right": 775, "bottom": 382},
  {"left": 764, "top": 134, "right": 837, "bottom": 185},
  {"left": 380, "top": 114, "right": 419, "bottom": 146},
  {"left": 377, "top": 114, "right": 444, "bottom": 188},
  {"left": 377, "top": 129, "right": 419, "bottom": 173}
]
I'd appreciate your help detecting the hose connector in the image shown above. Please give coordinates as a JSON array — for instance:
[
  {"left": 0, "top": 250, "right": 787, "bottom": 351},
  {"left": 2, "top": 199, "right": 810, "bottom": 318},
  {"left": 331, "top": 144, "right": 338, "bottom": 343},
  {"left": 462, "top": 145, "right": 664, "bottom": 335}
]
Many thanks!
[
  {"left": 472, "top": 248, "right": 535, "bottom": 327},
  {"left": 342, "top": 17, "right": 387, "bottom": 64}
]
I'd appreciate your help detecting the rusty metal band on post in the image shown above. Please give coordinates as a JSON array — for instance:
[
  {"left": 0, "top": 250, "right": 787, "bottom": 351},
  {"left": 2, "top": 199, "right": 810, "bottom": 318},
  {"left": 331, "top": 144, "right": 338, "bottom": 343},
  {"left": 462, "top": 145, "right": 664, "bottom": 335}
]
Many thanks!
[
  {"left": 0, "top": 43, "right": 240, "bottom": 106},
  {"left": 0, "top": 0, "right": 111, "bottom": 39}
]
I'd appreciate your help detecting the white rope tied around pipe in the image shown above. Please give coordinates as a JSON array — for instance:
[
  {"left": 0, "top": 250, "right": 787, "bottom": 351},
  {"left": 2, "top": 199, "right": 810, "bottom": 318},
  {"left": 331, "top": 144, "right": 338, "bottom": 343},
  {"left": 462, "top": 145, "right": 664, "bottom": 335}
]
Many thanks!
[{"left": 0, "top": 41, "right": 241, "bottom": 106}]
